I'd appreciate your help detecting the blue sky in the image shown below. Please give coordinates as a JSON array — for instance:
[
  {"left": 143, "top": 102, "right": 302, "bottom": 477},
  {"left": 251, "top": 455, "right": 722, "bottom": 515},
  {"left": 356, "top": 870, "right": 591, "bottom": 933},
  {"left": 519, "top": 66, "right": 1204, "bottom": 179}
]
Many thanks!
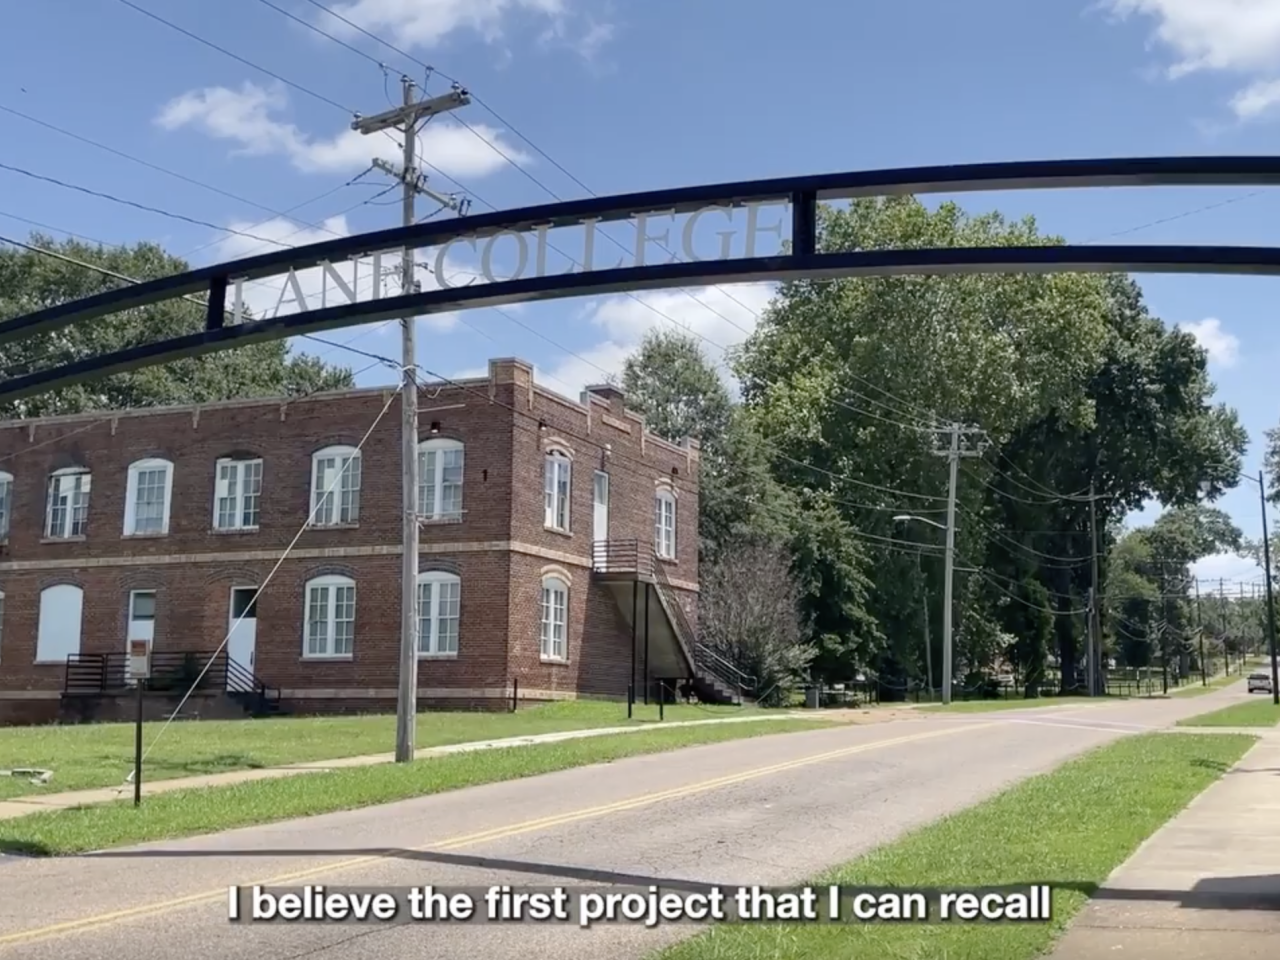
[{"left": 3, "top": 0, "right": 1280, "bottom": 589}]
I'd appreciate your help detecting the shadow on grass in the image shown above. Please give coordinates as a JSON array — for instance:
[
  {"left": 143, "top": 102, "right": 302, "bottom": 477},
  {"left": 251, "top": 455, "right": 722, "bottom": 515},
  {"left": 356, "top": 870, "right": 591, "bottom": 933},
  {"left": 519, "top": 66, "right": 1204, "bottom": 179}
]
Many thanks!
[{"left": 0, "top": 839, "right": 50, "bottom": 857}]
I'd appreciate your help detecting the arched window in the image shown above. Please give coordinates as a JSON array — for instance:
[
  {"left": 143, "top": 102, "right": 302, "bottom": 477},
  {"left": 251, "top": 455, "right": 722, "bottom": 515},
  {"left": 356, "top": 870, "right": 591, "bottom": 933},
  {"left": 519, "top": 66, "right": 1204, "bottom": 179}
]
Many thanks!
[
  {"left": 124, "top": 458, "right": 175, "bottom": 536},
  {"left": 35, "top": 584, "right": 83, "bottom": 663},
  {"left": 417, "top": 570, "right": 461, "bottom": 656},
  {"left": 311, "top": 445, "right": 361, "bottom": 526},
  {"left": 213, "top": 456, "right": 263, "bottom": 531},
  {"left": 654, "top": 488, "right": 677, "bottom": 560},
  {"left": 418, "top": 438, "right": 464, "bottom": 522},
  {"left": 45, "top": 467, "right": 91, "bottom": 539},
  {"left": 539, "top": 575, "right": 569, "bottom": 661},
  {"left": 0, "top": 470, "right": 12, "bottom": 541},
  {"left": 543, "top": 449, "right": 572, "bottom": 532},
  {"left": 303, "top": 574, "right": 356, "bottom": 658}
]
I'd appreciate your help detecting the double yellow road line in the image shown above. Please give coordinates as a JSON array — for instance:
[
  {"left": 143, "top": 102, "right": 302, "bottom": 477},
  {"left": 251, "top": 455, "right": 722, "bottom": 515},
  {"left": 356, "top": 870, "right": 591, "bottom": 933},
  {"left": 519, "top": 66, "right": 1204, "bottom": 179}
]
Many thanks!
[{"left": 0, "top": 722, "right": 990, "bottom": 948}]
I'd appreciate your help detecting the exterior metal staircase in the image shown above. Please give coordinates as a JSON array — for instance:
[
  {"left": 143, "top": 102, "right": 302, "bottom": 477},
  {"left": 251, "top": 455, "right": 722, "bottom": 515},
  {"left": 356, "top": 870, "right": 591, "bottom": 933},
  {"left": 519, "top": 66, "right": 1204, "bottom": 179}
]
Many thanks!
[{"left": 591, "top": 539, "right": 754, "bottom": 705}]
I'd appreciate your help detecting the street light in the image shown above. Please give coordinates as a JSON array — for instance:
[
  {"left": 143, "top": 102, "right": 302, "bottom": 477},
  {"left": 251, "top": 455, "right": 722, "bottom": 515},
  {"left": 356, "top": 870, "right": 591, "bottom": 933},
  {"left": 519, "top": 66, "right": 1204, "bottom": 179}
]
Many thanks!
[
  {"left": 1199, "top": 472, "right": 1279, "bottom": 706},
  {"left": 894, "top": 514, "right": 955, "bottom": 705}
]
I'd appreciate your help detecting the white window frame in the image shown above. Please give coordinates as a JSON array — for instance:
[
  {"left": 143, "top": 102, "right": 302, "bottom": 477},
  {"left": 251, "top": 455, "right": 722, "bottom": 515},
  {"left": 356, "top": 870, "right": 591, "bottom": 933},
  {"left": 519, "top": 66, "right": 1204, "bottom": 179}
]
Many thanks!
[
  {"left": 129, "top": 589, "right": 157, "bottom": 623},
  {"left": 45, "top": 467, "right": 91, "bottom": 539},
  {"left": 302, "top": 574, "right": 356, "bottom": 659},
  {"left": 655, "top": 488, "right": 677, "bottom": 560},
  {"left": 123, "top": 458, "right": 175, "bottom": 536},
  {"left": 417, "top": 570, "right": 461, "bottom": 657},
  {"left": 418, "top": 438, "right": 465, "bottom": 522},
  {"left": 310, "top": 445, "right": 362, "bottom": 527},
  {"left": 539, "top": 575, "right": 569, "bottom": 661},
  {"left": 543, "top": 450, "right": 572, "bottom": 532},
  {"left": 0, "top": 470, "right": 12, "bottom": 541},
  {"left": 213, "top": 457, "right": 264, "bottom": 531},
  {"left": 35, "top": 583, "right": 83, "bottom": 663}
]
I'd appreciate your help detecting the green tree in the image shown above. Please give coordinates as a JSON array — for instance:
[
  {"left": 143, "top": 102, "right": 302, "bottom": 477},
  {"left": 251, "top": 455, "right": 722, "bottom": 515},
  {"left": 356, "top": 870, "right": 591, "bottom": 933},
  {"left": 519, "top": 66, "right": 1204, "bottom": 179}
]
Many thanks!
[
  {"left": 981, "top": 274, "right": 1246, "bottom": 687},
  {"left": 736, "top": 197, "right": 1117, "bottom": 685},
  {"left": 0, "top": 235, "right": 353, "bottom": 417},
  {"left": 619, "top": 328, "right": 789, "bottom": 561}
]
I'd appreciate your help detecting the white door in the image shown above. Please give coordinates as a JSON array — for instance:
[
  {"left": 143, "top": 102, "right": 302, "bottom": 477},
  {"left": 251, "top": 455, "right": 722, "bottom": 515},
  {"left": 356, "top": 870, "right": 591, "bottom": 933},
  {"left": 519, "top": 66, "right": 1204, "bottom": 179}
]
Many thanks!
[
  {"left": 593, "top": 471, "right": 610, "bottom": 543},
  {"left": 126, "top": 590, "right": 156, "bottom": 687},
  {"left": 226, "top": 587, "right": 258, "bottom": 692}
]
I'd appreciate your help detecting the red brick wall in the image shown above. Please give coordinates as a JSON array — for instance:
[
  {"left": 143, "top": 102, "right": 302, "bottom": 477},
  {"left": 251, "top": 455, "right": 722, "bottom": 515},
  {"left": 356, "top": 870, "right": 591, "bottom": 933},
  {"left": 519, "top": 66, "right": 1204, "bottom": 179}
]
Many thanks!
[{"left": 0, "top": 358, "right": 700, "bottom": 717}]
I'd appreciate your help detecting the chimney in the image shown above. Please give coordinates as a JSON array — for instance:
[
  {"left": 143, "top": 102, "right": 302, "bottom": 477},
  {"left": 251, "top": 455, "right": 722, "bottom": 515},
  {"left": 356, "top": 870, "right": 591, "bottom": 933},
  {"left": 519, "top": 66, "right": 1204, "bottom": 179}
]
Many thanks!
[{"left": 582, "top": 382, "right": 626, "bottom": 416}]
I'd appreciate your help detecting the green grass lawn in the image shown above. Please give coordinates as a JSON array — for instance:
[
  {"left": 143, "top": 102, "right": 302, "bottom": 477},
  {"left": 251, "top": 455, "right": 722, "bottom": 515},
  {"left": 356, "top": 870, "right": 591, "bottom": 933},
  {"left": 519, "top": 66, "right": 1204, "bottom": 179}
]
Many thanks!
[
  {"left": 656, "top": 731, "right": 1254, "bottom": 960},
  {"left": 918, "top": 695, "right": 1097, "bottom": 714},
  {"left": 1176, "top": 698, "right": 1280, "bottom": 727},
  {"left": 0, "top": 718, "right": 821, "bottom": 855},
  {"left": 0, "top": 700, "right": 754, "bottom": 800}
]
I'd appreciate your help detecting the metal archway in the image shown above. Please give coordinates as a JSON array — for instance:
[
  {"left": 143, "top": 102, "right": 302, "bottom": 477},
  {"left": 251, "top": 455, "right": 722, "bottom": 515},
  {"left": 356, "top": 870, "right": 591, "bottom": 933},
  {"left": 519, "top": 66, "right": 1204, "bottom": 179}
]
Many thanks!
[{"left": 4, "top": 155, "right": 1280, "bottom": 402}]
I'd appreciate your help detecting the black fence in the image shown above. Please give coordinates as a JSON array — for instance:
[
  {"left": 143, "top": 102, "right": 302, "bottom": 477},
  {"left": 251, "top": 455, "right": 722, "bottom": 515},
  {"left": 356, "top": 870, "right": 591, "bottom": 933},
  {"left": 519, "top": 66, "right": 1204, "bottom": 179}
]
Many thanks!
[{"left": 64, "top": 650, "right": 249, "bottom": 696}]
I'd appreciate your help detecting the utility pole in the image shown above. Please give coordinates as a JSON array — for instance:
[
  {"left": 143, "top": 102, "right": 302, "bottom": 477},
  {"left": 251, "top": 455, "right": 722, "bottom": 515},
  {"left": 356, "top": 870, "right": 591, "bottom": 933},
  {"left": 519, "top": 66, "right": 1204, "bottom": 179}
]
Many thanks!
[
  {"left": 1087, "top": 481, "right": 1101, "bottom": 696},
  {"left": 353, "top": 77, "right": 471, "bottom": 763},
  {"left": 1219, "top": 578, "right": 1228, "bottom": 674},
  {"left": 1157, "top": 576, "right": 1169, "bottom": 695},
  {"left": 1194, "top": 578, "right": 1205, "bottom": 685},
  {"left": 931, "top": 422, "right": 986, "bottom": 705},
  {"left": 1240, "top": 581, "right": 1248, "bottom": 665},
  {"left": 1257, "top": 470, "right": 1280, "bottom": 706},
  {"left": 922, "top": 588, "right": 932, "bottom": 698}
]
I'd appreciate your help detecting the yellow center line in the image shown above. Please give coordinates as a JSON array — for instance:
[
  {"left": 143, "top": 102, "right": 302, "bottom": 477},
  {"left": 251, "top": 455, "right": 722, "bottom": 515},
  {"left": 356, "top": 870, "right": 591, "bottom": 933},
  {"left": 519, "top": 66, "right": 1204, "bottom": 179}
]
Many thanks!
[{"left": 0, "top": 722, "right": 991, "bottom": 948}]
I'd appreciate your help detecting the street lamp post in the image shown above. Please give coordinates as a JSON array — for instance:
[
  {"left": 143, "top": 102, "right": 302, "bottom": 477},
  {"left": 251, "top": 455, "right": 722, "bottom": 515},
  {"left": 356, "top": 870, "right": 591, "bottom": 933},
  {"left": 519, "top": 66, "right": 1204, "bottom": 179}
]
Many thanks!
[
  {"left": 1201, "top": 470, "right": 1279, "bottom": 706},
  {"left": 1256, "top": 472, "right": 1280, "bottom": 706},
  {"left": 895, "top": 514, "right": 953, "bottom": 705}
]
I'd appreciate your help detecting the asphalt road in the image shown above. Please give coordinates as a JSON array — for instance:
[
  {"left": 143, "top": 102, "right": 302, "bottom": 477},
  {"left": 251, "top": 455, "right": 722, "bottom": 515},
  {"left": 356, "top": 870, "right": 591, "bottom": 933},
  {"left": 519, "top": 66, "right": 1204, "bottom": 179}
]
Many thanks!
[{"left": 0, "top": 683, "right": 1253, "bottom": 960}]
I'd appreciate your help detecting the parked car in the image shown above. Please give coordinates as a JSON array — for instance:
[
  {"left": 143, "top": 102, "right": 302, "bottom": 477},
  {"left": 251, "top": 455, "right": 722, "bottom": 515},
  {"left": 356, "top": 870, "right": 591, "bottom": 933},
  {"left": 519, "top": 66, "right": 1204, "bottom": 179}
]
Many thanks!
[{"left": 1247, "top": 672, "right": 1273, "bottom": 694}]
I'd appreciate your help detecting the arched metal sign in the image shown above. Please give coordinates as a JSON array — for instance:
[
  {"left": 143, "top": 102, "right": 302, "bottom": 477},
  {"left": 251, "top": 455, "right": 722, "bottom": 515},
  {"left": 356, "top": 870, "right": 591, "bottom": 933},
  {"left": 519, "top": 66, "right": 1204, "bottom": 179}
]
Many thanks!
[{"left": 3, "top": 155, "right": 1280, "bottom": 402}]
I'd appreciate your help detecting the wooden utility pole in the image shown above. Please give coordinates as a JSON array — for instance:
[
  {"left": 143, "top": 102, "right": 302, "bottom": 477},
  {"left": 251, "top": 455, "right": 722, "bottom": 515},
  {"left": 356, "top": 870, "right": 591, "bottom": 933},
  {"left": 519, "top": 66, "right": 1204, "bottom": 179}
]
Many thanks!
[{"left": 353, "top": 78, "right": 471, "bottom": 763}]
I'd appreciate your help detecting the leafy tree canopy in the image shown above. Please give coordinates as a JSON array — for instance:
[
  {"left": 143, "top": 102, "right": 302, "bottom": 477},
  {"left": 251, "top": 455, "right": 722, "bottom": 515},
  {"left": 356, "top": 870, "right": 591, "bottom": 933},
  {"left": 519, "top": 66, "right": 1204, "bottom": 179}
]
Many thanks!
[{"left": 0, "top": 235, "right": 353, "bottom": 418}]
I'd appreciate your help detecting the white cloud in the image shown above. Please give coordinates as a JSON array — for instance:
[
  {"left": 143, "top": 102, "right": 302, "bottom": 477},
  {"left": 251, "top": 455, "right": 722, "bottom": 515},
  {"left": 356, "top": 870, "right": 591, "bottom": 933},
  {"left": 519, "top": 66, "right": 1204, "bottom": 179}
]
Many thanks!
[
  {"left": 316, "top": 0, "right": 613, "bottom": 60},
  {"left": 1102, "top": 0, "right": 1280, "bottom": 119},
  {"left": 535, "top": 282, "right": 776, "bottom": 399},
  {"left": 1190, "top": 551, "right": 1265, "bottom": 585},
  {"left": 1177, "top": 317, "right": 1240, "bottom": 366},
  {"left": 156, "top": 82, "right": 529, "bottom": 177},
  {"left": 1229, "top": 77, "right": 1280, "bottom": 117}
]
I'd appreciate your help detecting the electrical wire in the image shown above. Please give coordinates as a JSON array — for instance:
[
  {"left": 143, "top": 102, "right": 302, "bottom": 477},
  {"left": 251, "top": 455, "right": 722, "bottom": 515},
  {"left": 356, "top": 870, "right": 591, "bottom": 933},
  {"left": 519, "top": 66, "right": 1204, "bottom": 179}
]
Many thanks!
[{"left": 113, "top": 0, "right": 354, "bottom": 114}]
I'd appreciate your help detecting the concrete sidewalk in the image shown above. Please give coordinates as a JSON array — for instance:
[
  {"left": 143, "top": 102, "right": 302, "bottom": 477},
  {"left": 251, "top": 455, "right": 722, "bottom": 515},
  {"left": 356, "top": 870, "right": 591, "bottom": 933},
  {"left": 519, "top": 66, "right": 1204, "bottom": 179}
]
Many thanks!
[
  {"left": 1047, "top": 735, "right": 1280, "bottom": 960},
  {"left": 0, "top": 713, "right": 837, "bottom": 822}
]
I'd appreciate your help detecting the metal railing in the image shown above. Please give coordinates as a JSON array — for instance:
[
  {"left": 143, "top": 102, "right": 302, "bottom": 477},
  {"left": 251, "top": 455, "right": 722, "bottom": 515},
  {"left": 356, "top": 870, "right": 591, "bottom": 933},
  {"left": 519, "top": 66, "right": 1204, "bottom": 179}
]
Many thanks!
[
  {"left": 591, "top": 538, "right": 653, "bottom": 577},
  {"left": 63, "top": 650, "right": 280, "bottom": 711},
  {"left": 591, "top": 538, "right": 756, "bottom": 701}
]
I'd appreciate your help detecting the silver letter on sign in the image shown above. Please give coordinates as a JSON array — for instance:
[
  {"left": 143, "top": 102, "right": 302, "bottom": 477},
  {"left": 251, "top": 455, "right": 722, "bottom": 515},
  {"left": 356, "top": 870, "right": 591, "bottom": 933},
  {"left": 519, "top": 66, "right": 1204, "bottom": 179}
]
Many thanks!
[
  {"left": 270, "top": 269, "right": 309, "bottom": 317},
  {"left": 580, "top": 218, "right": 625, "bottom": 273},
  {"left": 633, "top": 210, "right": 677, "bottom": 267},
  {"left": 681, "top": 206, "right": 735, "bottom": 262},
  {"left": 319, "top": 260, "right": 358, "bottom": 307},
  {"left": 434, "top": 236, "right": 478, "bottom": 289},
  {"left": 743, "top": 200, "right": 788, "bottom": 258},
  {"left": 480, "top": 230, "right": 530, "bottom": 283}
]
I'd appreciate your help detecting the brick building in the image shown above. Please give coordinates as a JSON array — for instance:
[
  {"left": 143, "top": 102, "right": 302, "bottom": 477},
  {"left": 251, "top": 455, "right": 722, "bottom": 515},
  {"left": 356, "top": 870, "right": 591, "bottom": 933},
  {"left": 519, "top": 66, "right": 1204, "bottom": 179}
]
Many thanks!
[{"left": 0, "top": 357, "right": 741, "bottom": 725}]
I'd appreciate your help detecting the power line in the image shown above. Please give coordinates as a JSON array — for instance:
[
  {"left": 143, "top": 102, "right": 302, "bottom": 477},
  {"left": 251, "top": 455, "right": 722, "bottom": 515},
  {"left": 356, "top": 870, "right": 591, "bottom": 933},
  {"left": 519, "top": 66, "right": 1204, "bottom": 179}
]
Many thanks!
[
  {"left": 0, "top": 102, "right": 349, "bottom": 242},
  {"left": 0, "top": 159, "right": 306, "bottom": 249},
  {"left": 113, "top": 0, "right": 354, "bottom": 114}
]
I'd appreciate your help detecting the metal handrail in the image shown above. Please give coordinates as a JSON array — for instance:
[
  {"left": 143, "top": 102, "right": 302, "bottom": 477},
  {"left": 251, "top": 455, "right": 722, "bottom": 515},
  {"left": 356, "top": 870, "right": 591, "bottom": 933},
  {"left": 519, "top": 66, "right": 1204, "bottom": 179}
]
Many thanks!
[{"left": 649, "top": 546, "right": 755, "bottom": 696}]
